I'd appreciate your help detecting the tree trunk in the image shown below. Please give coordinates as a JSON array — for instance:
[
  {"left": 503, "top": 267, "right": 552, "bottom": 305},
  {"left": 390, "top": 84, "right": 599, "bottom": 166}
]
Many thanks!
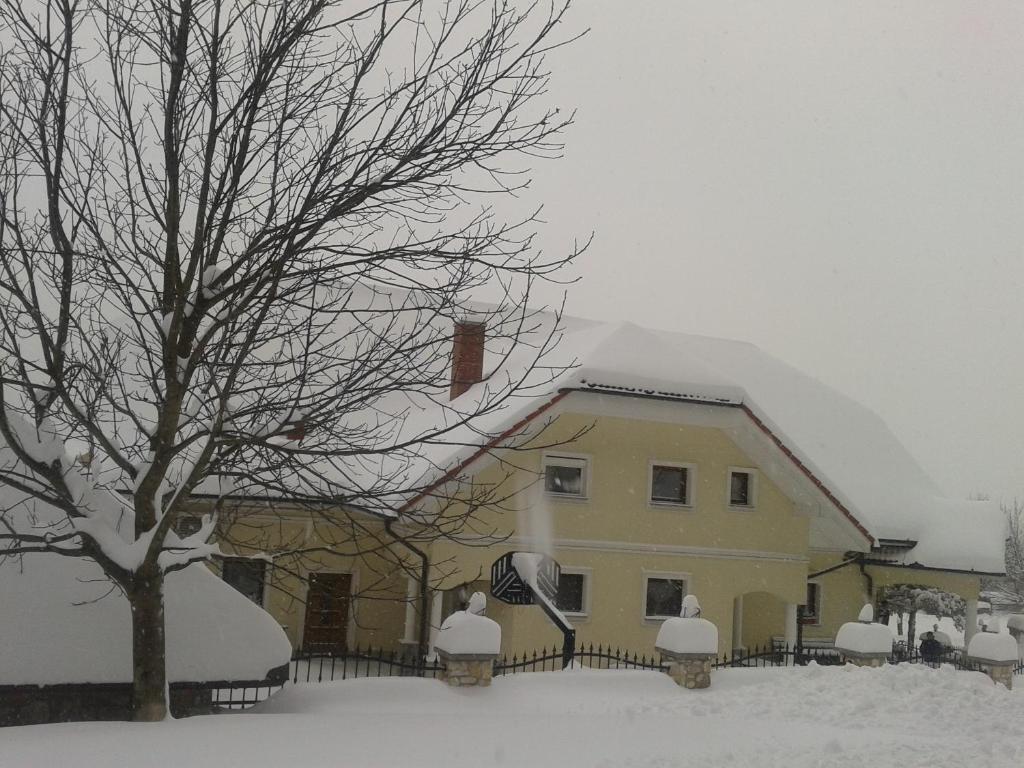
[
  {"left": 128, "top": 567, "right": 168, "bottom": 721},
  {"left": 907, "top": 610, "right": 917, "bottom": 654}
]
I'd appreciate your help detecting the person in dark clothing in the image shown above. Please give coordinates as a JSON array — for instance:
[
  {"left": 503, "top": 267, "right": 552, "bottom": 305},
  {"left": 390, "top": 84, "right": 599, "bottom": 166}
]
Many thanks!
[{"left": 919, "top": 631, "right": 942, "bottom": 667}]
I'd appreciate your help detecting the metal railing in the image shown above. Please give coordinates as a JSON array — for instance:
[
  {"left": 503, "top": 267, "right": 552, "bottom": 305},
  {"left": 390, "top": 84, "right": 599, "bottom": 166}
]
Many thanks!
[
  {"left": 196, "top": 640, "right": 1024, "bottom": 712},
  {"left": 495, "top": 644, "right": 667, "bottom": 675}
]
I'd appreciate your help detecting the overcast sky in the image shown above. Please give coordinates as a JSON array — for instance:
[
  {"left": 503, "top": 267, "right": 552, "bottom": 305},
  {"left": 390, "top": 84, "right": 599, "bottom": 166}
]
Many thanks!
[{"left": 514, "top": 1, "right": 1024, "bottom": 503}]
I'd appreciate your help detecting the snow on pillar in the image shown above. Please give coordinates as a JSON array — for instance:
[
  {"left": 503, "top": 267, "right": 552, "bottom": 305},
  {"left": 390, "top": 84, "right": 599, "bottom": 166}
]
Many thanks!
[
  {"left": 655, "top": 595, "right": 719, "bottom": 689},
  {"left": 784, "top": 603, "right": 798, "bottom": 658},
  {"left": 732, "top": 595, "right": 744, "bottom": 652},
  {"left": 965, "top": 599, "right": 979, "bottom": 647},
  {"left": 435, "top": 593, "right": 501, "bottom": 687}
]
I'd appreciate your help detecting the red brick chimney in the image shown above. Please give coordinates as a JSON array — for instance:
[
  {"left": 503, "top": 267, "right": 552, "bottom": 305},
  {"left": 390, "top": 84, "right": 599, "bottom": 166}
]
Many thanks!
[{"left": 449, "top": 319, "right": 486, "bottom": 400}]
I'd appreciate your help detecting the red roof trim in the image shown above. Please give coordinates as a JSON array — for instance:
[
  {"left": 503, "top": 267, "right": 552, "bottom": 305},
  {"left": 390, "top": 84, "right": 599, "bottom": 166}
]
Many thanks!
[
  {"left": 739, "top": 404, "right": 875, "bottom": 547},
  {"left": 398, "top": 391, "right": 570, "bottom": 513}
]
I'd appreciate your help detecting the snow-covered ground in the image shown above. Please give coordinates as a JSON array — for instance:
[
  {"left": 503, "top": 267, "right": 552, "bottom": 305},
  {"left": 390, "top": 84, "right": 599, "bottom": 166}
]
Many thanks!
[{"left": 5, "top": 664, "right": 1023, "bottom": 768}]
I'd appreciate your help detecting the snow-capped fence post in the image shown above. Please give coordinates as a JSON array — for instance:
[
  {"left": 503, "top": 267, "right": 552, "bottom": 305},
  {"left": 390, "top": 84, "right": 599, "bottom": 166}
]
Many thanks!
[
  {"left": 654, "top": 595, "right": 718, "bottom": 689},
  {"left": 834, "top": 604, "right": 894, "bottom": 668},
  {"left": 434, "top": 593, "right": 502, "bottom": 687},
  {"left": 966, "top": 618, "right": 1017, "bottom": 690}
]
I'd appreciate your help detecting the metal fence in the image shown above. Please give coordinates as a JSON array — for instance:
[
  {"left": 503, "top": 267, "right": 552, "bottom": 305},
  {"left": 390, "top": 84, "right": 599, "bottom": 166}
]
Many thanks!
[
  {"left": 495, "top": 644, "right": 667, "bottom": 675},
  {"left": 291, "top": 647, "right": 442, "bottom": 684},
  {"left": 202, "top": 641, "right": 1024, "bottom": 712}
]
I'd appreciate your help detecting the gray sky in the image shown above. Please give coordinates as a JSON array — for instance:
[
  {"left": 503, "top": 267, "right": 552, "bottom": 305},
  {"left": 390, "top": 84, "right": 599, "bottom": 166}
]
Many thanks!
[{"left": 518, "top": 1, "right": 1024, "bottom": 503}]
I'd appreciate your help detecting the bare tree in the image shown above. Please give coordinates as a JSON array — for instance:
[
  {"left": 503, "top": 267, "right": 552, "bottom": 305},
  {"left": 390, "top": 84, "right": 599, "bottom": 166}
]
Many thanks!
[
  {"left": 0, "top": 0, "right": 583, "bottom": 720},
  {"left": 988, "top": 500, "right": 1024, "bottom": 607}
]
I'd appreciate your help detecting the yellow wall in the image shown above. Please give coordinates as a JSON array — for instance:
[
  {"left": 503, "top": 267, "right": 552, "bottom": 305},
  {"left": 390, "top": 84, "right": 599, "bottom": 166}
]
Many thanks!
[
  {"left": 215, "top": 510, "right": 410, "bottom": 651},
  {"left": 429, "top": 411, "right": 811, "bottom": 656},
  {"left": 200, "top": 406, "right": 983, "bottom": 661},
  {"left": 740, "top": 592, "right": 785, "bottom": 649}
]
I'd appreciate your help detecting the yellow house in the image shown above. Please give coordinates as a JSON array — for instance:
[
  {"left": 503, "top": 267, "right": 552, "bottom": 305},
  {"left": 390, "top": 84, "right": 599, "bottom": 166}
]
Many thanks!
[{"left": 213, "top": 317, "right": 1005, "bottom": 659}]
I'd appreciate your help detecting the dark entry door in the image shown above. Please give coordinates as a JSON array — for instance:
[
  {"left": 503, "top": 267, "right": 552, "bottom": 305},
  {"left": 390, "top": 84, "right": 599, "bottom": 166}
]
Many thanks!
[{"left": 302, "top": 573, "right": 352, "bottom": 653}]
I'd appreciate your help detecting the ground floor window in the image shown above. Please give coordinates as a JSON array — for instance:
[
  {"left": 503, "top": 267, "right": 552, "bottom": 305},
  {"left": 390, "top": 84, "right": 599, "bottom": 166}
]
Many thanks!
[
  {"left": 553, "top": 571, "right": 590, "bottom": 617},
  {"left": 644, "top": 575, "right": 687, "bottom": 619},
  {"left": 221, "top": 557, "right": 267, "bottom": 606}
]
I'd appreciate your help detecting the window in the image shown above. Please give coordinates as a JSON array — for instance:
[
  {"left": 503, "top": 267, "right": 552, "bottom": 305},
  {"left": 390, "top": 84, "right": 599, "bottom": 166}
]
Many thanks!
[
  {"left": 728, "top": 468, "right": 757, "bottom": 508},
  {"left": 175, "top": 515, "right": 203, "bottom": 538},
  {"left": 542, "top": 454, "right": 588, "bottom": 498},
  {"left": 650, "top": 463, "right": 694, "bottom": 506},
  {"left": 801, "top": 582, "right": 821, "bottom": 625},
  {"left": 644, "top": 575, "right": 687, "bottom": 620},
  {"left": 553, "top": 571, "right": 589, "bottom": 617},
  {"left": 222, "top": 558, "right": 266, "bottom": 606}
]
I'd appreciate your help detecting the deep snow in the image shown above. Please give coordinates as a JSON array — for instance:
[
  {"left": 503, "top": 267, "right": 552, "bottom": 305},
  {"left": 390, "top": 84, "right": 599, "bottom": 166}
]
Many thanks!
[{"left": 4, "top": 663, "right": 1022, "bottom": 768}]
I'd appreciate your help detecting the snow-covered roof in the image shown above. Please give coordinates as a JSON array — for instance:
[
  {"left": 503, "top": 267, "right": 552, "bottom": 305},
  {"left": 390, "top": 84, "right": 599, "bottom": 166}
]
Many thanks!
[{"left": 418, "top": 314, "right": 1005, "bottom": 575}]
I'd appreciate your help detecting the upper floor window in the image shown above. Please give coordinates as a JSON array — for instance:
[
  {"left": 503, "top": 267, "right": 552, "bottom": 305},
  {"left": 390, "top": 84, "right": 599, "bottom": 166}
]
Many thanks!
[
  {"left": 175, "top": 515, "right": 203, "bottom": 538},
  {"left": 543, "top": 454, "right": 588, "bottom": 499},
  {"left": 728, "top": 468, "right": 757, "bottom": 508},
  {"left": 649, "top": 463, "right": 695, "bottom": 506}
]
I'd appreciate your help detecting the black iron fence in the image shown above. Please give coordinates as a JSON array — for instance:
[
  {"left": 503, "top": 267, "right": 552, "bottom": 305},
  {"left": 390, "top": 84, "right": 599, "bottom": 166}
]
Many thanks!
[
  {"left": 193, "top": 641, "right": 1024, "bottom": 713},
  {"left": 291, "top": 646, "right": 442, "bottom": 684},
  {"left": 495, "top": 644, "right": 667, "bottom": 675}
]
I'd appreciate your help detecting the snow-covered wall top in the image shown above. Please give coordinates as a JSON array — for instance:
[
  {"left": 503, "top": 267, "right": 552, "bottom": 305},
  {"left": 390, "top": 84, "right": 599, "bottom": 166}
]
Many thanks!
[
  {"left": 422, "top": 312, "right": 1004, "bottom": 574},
  {"left": 0, "top": 554, "right": 292, "bottom": 685}
]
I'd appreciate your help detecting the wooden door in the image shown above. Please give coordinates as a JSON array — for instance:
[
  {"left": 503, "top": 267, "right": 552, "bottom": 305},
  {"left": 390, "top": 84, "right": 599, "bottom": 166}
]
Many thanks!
[{"left": 302, "top": 573, "right": 352, "bottom": 653}]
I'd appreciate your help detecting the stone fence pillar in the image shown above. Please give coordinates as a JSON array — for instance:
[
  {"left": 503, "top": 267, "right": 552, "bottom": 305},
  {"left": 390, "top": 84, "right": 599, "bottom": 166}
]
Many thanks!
[
  {"left": 436, "top": 650, "right": 499, "bottom": 687},
  {"left": 966, "top": 618, "right": 1017, "bottom": 691},
  {"left": 655, "top": 594, "right": 719, "bottom": 690},
  {"left": 834, "top": 604, "right": 894, "bottom": 668},
  {"left": 434, "top": 592, "right": 501, "bottom": 688}
]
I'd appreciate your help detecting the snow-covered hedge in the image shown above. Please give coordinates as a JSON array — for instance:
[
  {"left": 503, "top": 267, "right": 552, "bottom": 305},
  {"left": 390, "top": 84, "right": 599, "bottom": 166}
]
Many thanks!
[{"left": 0, "top": 554, "right": 292, "bottom": 685}]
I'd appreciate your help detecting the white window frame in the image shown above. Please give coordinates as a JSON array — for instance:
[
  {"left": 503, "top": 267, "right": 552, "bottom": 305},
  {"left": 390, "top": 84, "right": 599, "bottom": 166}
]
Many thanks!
[
  {"left": 726, "top": 467, "right": 758, "bottom": 510},
  {"left": 541, "top": 452, "right": 590, "bottom": 501},
  {"left": 802, "top": 580, "right": 823, "bottom": 627},
  {"left": 647, "top": 460, "right": 697, "bottom": 508},
  {"left": 553, "top": 567, "right": 592, "bottom": 619},
  {"left": 641, "top": 570, "right": 691, "bottom": 622}
]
